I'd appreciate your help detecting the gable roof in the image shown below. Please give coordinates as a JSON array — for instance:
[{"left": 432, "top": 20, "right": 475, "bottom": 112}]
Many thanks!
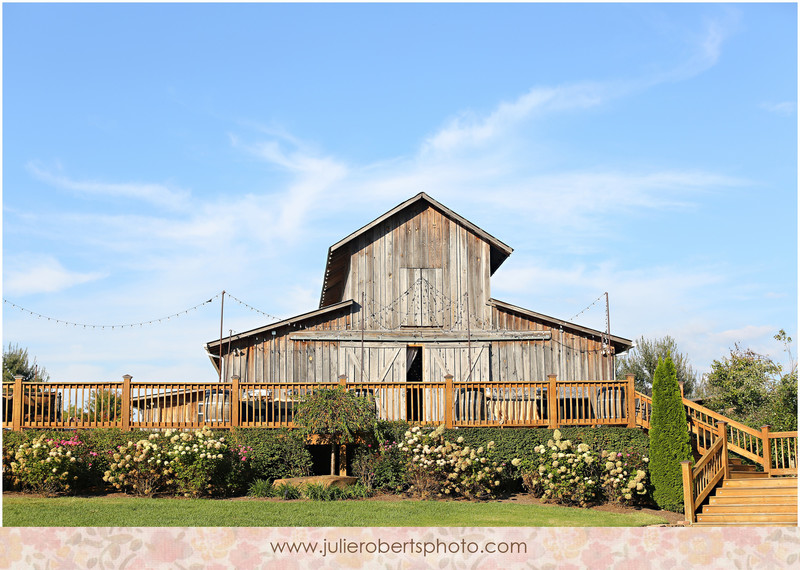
[{"left": 319, "top": 192, "right": 513, "bottom": 308}]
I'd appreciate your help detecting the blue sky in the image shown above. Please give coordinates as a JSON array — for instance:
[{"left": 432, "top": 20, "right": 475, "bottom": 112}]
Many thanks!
[{"left": 2, "top": 3, "right": 797, "bottom": 383}]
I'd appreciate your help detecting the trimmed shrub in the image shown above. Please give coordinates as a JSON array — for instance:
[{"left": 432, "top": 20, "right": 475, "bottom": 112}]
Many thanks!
[
  {"left": 230, "top": 428, "right": 312, "bottom": 482},
  {"left": 649, "top": 356, "right": 693, "bottom": 512}
]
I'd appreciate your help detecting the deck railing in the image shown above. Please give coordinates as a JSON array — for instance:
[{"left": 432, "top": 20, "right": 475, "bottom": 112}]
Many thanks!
[{"left": 2, "top": 373, "right": 640, "bottom": 431}]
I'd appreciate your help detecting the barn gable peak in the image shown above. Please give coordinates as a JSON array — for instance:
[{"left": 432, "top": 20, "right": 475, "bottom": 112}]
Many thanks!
[{"left": 319, "top": 192, "right": 513, "bottom": 309}]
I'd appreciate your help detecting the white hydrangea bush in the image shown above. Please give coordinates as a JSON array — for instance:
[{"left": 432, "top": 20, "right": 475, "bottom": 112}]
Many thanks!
[
  {"left": 103, "top": 433, "right": 173, "bottom": 496},
  {"left": 519, "top": 429, "right": 600, "bottom": 507},
  {"left": 599, "top": 450, "right": 650, "bottom": 505},
  {"left": 399, "top": 425, "right": 520, "bottom": 500}
]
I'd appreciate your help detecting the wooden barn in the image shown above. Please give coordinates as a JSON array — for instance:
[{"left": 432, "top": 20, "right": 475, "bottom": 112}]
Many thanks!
[{"left": 203, "top": 193, "right": 633, "bottom": 425}]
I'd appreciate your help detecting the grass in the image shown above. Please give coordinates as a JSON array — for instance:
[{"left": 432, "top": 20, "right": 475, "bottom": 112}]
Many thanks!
[{"left": 2, "top": 496, "right": 669, "bottom": 527}]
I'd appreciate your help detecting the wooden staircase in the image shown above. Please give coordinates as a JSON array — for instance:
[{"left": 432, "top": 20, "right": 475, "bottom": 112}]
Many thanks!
[{"left": 694, "top": 459, "right": 797, "bottom": 526}]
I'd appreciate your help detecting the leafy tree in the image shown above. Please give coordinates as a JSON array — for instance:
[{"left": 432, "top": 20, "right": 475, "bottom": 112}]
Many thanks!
[
  {"left": 3, "top": 343, "right": 49, "bottom": 383},
  {"left": 293, "top": 387, "right": 378, "bottom": 475},
  {"left": 701, "top": 331, "right": 797, "bottom": 431},
  {"left": 648, "top": 356, "right": 693, "bottom": 512},
  {"left": 616, "top": 336, "right": 698, "bottom": 397}
]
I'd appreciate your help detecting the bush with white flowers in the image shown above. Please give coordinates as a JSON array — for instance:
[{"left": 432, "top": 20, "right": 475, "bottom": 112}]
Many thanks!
[
  {"left": 399, "top": 425, "right": 519, "bottom": 500},
  {"left": 103, "top": 433, "right": 173, "bottom": 496},
  {"left": 165, "top": 427, "right": 241, "bottom": 497},
  {"left": 599, "top": 450, "right": 650, "bottom": 505},
  {"left": 10, "top": 433, "right": 90, "bottom": 495},
  {"left": 519, "top": 429, "right": 600, "bottom": 507}
]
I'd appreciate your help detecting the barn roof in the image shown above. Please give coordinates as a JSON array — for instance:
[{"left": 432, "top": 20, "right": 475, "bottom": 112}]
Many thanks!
[{"left": 318, "top": 192, "right": 513, "bottom": 308}]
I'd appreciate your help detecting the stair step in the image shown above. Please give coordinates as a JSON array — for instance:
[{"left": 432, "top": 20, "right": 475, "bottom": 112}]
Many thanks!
[
  {"left": 696, "top": 513, "right": 797, "bottom": 524},
  {"left": 710, "top": 495, "right": 797, "bottom": 505},
  {"left": 728, "top": 472, "right": 768, "bottom": 479},
  {"left": 716, "top": 487, "right": 797, "bottom": 497},
  {"left": 702, "top": 504, "right": 797, "bottom": 514},
  {"left": 723, "top": 478, "right": 798, "bottom": 488},
  {"left": 693, "top": 522, "right": 798, "bottom": 527}
]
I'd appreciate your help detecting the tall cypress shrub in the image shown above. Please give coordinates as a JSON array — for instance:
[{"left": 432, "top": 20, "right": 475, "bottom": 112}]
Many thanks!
[{"left": 649, "top": 356, "right": 693, "bottom": 511}]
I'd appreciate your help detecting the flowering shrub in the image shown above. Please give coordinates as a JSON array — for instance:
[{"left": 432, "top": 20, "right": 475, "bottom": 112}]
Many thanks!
[
  {"left": 103, "top": 433, "right": 173, "bottom": 496},
  {"left": 599, "top": 450, "right": 650, "bottom": 505},
  {"left": 519, "top": 429, "right": 600, "bottom": 507},
  {"left": 399, "top": 425, "right": 517, "bottom": 500},
  {"left": 352, "top": 441, "right": 406, "bottom": 492},
  {"left": 10, "top": 433, "right": 90, "bottom": 495},
  {"left": 166, "top": 427, "right": 246, "bottom": 497}
]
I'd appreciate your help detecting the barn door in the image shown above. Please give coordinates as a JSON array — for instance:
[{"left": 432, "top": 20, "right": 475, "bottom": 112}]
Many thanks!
[{"left": 425, "top": 343, "right": 489, "bottom": 423}]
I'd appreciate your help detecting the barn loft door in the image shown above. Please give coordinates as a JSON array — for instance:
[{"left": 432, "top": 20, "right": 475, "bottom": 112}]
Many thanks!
[
  {"left": 425, "top": 344, "right": 490, "bottom": 382},
  {"left": 400, "top": 268, "right": 443, "bottom": 327}
]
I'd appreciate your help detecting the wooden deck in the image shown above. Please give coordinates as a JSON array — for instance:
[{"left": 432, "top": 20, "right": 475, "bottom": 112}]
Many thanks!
[{"left": 2, "top": 374, "right": 648, "bottom": 431}]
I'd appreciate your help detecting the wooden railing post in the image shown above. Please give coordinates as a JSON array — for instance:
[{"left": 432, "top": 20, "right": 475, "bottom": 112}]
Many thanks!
[
  {"left": 121, "top": 375, "right": 132, "bottom": 432},
  {"left": 547, "top": 374, "right": 558, "bottom": 429},
  {"left": 231, "top": 375, "right": 240, "bottom": 430},
  {"left": 12, "top": 375, "right": 23, "bottom": 431},
  {"left": 678, "top": 381, "right": 685, "bottom": 399},
  {"left": 444, "top": 374, "right": 454, "bottom": 428},
  {"left": 761, "top": 425, "right": 772, "bottom": 477},
  {"left": 681, "top": 460, "right": 695, "bottom": 524},
  {"left": 338, "top": 375, "right": 347, "bottom": 388},
  {"left": 339, "top": 444, "right": 348, "bottom": 477},
  {"left": 626, "top": 374, "right": 636, "bottom": 428},
  {"left": 718, "top": 420, "right": 729, "bottom": 480}
]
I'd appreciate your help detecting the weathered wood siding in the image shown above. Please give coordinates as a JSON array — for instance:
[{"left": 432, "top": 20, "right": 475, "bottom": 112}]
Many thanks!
[
  {"left": 490, "top": 305, "right": 614, "bottom": 382},
  {"left": 220, "top": 308, "right": 353, "bottom": 383},
  {"left": 341, "top": 203, "right": 492, "bottom": 331}
]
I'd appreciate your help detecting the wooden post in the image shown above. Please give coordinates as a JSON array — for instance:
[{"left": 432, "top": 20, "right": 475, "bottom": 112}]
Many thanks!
[
  {"left": 12, "top": 375, "right": 23, "bottom": 431},
  {"left": 230, "top": 375, "right": 240, "bottom": 430},
  {"left": 339, "top": 444, "right": 348, "bottom": 476},
  {"left": 718, "top": 421, "right": 730, "bottom": 480},
  {"left": 338, "top": 374, "right": 347, "bottom": 388},
  {"left": 761, "top": 425, "right": 773, "bottom": 477},
  {"left": 121, "top": 375, "right": 132, "bottom": 432},
  {"left": 444, "top": 374, "right": 454, "bottom": 429},
  {"left": 547, "top": 374, "right": 558, "bottom": 429},
  {"left": 678, "top": 381, "right": 685, "bottom": 399},
  {"left": 626, "top": 374, "right": 636, "bottom": 428},
  {"left": 681, "top": 460, "right": 695, "bottom": 524}
]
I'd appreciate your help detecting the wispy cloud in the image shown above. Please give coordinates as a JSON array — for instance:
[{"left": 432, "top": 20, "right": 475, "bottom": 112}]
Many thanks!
[
  {"left": 761, "top": 101, "right": 796, "bottom": 116},
  {"left": 3, "top": 256, "right": 106, "bottom": 296},
  {"left": 26, "top": 162, "right": 191, "bottom": 211}
]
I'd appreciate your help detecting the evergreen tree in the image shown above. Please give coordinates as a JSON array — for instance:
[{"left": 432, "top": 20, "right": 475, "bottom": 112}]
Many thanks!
[{"left": 649, "top": 356, "right": 693, "bottom": 512}]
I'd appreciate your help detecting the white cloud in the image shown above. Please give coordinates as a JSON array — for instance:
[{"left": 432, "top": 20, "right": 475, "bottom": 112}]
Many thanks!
[
  {"left": 760, "top": 101, "right": 796, "bottom": 116},
  {"left": 3, "top": 256, "right": 106, "bottom": 296},
  {"left": 26, "top": 162, "right": 191, "bottom": 211}
]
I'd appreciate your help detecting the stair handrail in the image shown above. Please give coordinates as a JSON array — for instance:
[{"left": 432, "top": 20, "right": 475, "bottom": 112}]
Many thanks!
[
  {"left": 681, "top": 420, "right": 729, "bottom": 523},
  {"left": 635, "top": 389, "right": 795, "bottom": 474}
]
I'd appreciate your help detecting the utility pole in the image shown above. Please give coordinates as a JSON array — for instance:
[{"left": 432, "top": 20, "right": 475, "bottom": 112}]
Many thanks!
[{"left": 219, "top": 290, "right": 225, "bottom": 381}]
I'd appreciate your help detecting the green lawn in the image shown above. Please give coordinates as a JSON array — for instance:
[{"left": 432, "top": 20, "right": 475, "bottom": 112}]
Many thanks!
[{"left": 3, "top": 496, "right": 668, "bottom": 527}]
